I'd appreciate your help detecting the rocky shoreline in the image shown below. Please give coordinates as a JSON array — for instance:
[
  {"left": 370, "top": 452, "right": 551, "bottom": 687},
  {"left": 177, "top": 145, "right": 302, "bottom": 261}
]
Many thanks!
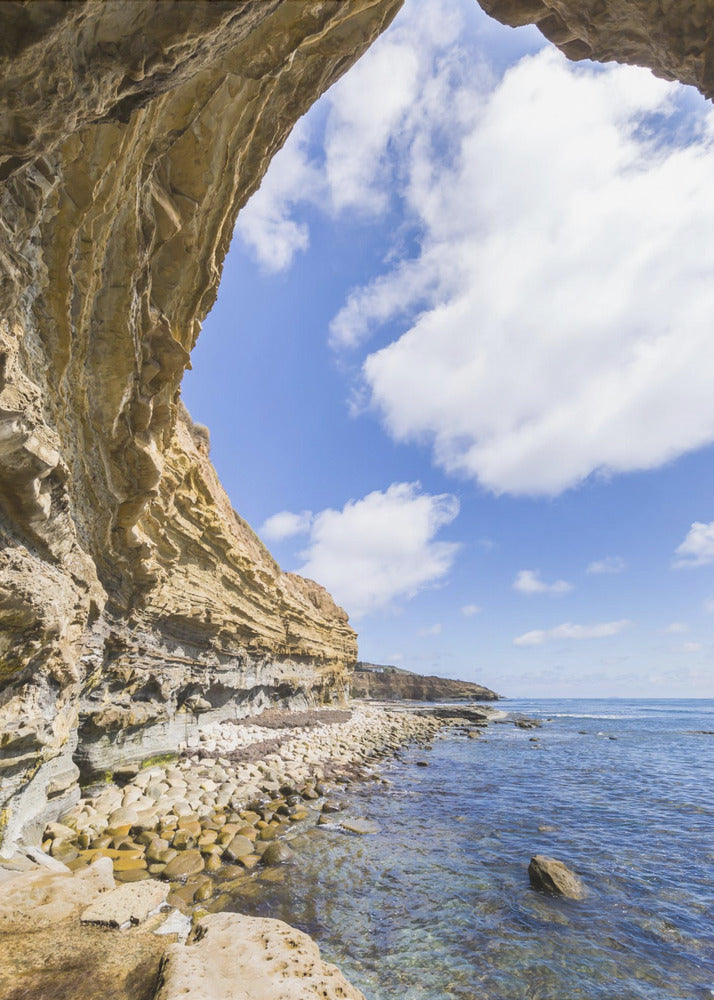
[{"left": 0, "top": 703, "right": 493, "bottom": 999}]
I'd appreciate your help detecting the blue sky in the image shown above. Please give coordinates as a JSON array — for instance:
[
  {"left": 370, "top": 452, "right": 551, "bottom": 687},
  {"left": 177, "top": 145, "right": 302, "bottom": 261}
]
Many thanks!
[{"left": 184, "top": 0, "right": 714, "bottom": 698}]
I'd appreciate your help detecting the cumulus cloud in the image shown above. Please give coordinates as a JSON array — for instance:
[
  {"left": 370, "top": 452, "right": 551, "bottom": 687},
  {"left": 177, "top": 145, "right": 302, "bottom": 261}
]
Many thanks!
[
  {"left": 664, "top": 622, "right": 689, "bottom": 634},
  {"left": 330, "top": 44, "right": 714, "bottom": 495},
  {"left": 673, "top": 521, "right": 714, "bottom": 568},
  {"left": 513, "top": 569, "right": 572, "bottom": 595},
  {"left": 235, "top": 120, "right": 322, "bottom": 272},
  {"left": 235, "top": 0, "right": 465, "bottom": 279},
  {"left": 260, "top": 509, "right": 313, "bottom": 542},
  {"left": 587, "top": 556, "right": 626, "bottom": 575},
  {"left": 461, "top": 603, "right": 482, "bottom": 616},
  {"left": 513, "top": 619, "right": 631, "bottom": 646},
  {"left": 418, "top": 623, "right": 442, "bottom": 636},
  {"left": 297, "top": 482, "right": 459, "bottom": 619}
]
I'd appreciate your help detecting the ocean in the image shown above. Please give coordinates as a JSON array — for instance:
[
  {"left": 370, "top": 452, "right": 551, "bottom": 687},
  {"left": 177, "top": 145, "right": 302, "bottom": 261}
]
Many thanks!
[{"left": 226, "top": 699, "right": 714, "bottom": 1000}]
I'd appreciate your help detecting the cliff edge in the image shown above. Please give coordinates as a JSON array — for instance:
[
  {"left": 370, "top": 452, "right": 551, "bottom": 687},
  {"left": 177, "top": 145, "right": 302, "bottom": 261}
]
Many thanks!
[{"left": 351, "top": 663, "right": 499, "bottom": 702}]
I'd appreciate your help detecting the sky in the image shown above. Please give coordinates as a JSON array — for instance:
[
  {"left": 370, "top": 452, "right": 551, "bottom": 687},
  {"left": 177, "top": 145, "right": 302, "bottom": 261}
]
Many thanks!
[{"left": 183, "top": 0, "right": 714, "bottom": 699}]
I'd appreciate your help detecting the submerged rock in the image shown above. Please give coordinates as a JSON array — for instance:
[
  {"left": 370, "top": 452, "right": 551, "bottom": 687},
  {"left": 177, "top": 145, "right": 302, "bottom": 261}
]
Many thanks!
[
  {"left": 528, "top": 855, "right": 586, "bottom": 900},
  {"left": 340, "top": 818, "right": 379, "bottom": 836}
]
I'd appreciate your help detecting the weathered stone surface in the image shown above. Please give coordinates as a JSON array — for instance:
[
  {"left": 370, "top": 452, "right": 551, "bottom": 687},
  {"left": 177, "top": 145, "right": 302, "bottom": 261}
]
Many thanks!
[
  {"left": 528, "top": 854, "right": 586, "bottom": 899},
  {"left": 155, "top": 911, "right": 366, "bottom": 1000},
  {"left": 0, "top": 857, "right": 115, "bottom": 932},
  {"left": 352, "top": 663, "right": 500, "bottom": 701},
  {"left": 476, "top": 0, "right": 714, "bottom": 100},
  {"left": 80, "top": 880, "right": 169, "bottom": 927},
  {"left": 0, "top": 0, "right": 402, "bottom": 850}
]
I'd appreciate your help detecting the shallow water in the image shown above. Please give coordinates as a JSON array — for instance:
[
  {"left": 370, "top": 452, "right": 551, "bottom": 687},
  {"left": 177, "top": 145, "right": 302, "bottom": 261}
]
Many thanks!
[{"left": 226, "top": 699, "right": 714, "bottom": 999}]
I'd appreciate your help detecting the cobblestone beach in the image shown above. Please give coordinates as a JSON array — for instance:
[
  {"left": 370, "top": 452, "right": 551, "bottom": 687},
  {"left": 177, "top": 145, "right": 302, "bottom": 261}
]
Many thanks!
[{"left": 36, "top": 706, "right": 449, "bottom": 913}]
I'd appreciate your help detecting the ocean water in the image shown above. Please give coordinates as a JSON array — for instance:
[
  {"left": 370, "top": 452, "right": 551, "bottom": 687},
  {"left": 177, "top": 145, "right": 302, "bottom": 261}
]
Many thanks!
[{"left": 226, "top": 699, "right": 714, "bottom": 1000}]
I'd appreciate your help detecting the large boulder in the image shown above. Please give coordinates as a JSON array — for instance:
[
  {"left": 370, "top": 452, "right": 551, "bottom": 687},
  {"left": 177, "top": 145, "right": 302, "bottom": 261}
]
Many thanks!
[
  {"left": 528, "top": 855, "right": 586, "bottom": 900},
  {"left": 155, "top": 911, "right": 366, "bottom": 1000}
]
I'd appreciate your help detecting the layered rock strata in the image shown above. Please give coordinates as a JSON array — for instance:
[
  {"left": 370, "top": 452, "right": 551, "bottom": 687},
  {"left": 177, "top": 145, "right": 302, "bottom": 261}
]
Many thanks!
[
  {"left": 0, "top": 0, "right": 402, "bottom": 851},
  {"left": 352, "top": 663, "right": 499, "bottom": 701}
]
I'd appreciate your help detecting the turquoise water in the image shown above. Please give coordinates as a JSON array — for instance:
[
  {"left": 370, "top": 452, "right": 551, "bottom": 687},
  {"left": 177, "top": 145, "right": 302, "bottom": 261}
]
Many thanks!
[{"left": 228, "top": 699, "right": 714, "bottom": 999}]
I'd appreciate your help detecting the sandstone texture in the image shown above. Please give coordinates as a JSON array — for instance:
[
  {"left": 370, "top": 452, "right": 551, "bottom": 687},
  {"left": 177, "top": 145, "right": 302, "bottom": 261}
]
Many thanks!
[
  {"left": 155, "top": 911, "right": 366, "bottom": 1000},
  {"left": 352, "top": 663, "right": 499, "bottom": 701},
  {"left": 477, "top": 0, "right": 714, "bottom": 98},
  {"left": 0, "top": 0, "right": 401, "bottom": 851}
]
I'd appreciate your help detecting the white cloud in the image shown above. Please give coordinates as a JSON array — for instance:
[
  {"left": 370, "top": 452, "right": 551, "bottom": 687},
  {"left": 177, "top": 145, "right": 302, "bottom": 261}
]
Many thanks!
[
  {"left": 260, "top": 509, "right": 313, "bottom": 542},
  {"left": 704, "top": 597, "right": 714, "bottom": 614},
  {"left": 329, "top": 43, "right": 714, "bottom": 495},
  {"left": 418, "top": 623, "right": 442, "bottom": 636},
  {"left": 587, "top": 556, "right": 626, "bottom": 575},
  {"left": 297, "top": 482, "right": 459, "bottom": 620},
  {"left": 680, "top": 641, "right": 703, "bottom": 653},
  {"left": 673, "top": 521, "right": 714, "bottom": 568},
  {"left": 514, "top": 619, "right": 631, "bottom": 646},
  {"left": 513, "top": 569, "right": 572, "bottom": 595},
  {"left": 235, "top": 0, "right": 466, "bottom": 281},
  {"left": 461, "top": 603, "right": 482, "bottom": 616},
  {"left": 235, "top": 120, "right": 322, "bottom": 272},
  {"left": 664, "top": 622, "right": 689, "bottom": 634}
]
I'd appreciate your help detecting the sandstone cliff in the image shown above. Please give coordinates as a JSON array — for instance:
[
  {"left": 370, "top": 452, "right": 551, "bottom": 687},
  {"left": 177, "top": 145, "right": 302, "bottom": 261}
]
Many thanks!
[
  {"left": 0, "top": 0, "right": 401, "bottom": 849},
  {"left": 351, "top": 664, "right": 499, "bottom": 702},
  {"left": 1, "top": 0, "right": 711, "bottom": 852}
]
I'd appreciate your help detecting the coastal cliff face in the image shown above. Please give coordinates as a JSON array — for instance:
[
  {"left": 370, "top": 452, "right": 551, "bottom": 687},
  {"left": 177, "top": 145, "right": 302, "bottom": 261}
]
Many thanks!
[
  {"left": 0, "top": 0, "right": 712, "bottom": 852},
  {"left": 476, "top": 0, "right": 714, "bottom": 99},
  {"left": 351, "top": 665, "right": 499, "bottom": 702},
  {"left": 0, "top": 0, "right": 401, "bottom": 848}
]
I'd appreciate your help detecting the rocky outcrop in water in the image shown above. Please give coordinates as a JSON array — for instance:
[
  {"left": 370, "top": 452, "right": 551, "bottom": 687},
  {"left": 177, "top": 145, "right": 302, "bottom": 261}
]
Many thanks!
[
  {"left": 351, "top": 663, "right": 499, "bottom": 702},
  {"left": 528, "top": 854, "right": 586, "bottom": 900},
  {"left": 0, "top": 0, "right": 401, "bottom": 850}
]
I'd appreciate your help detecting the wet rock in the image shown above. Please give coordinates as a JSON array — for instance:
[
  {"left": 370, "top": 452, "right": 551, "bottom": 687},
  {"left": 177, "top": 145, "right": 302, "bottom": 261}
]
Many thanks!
[
  {"left": 162, "top": 850, "right": 205, "bottom": 882},
  {"left": 340, "top": 818, "right": 379, "bottom": 835},
  {"left": 260, "top": 842, "right": 294, "bottom": 866},
  {"left": 528, "top": 855, "right": 586, "bottom": 900}
]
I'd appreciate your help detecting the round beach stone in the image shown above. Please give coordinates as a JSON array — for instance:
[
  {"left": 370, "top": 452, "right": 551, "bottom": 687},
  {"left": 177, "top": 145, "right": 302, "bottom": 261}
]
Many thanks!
[
  {"left": 162, "top": 850, "right": 205, "bottom": 881},
  {"left": 223, "top": 835, "right": 254, "bottom": 861},
  {"left": 260, "top": 841, "right": 295, "bottom": 866}
]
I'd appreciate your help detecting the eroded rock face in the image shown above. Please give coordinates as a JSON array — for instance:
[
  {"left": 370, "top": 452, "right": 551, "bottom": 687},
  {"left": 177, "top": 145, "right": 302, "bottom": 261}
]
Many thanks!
[
  {"left": 476, "top": 0, "right": 714, "bottom": 98},
  {"left": 0, "top": 0, "right": 402, "bottom": 849},
  {"left": 351, "top": 663, "right": 499, "bottom": 701}
]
